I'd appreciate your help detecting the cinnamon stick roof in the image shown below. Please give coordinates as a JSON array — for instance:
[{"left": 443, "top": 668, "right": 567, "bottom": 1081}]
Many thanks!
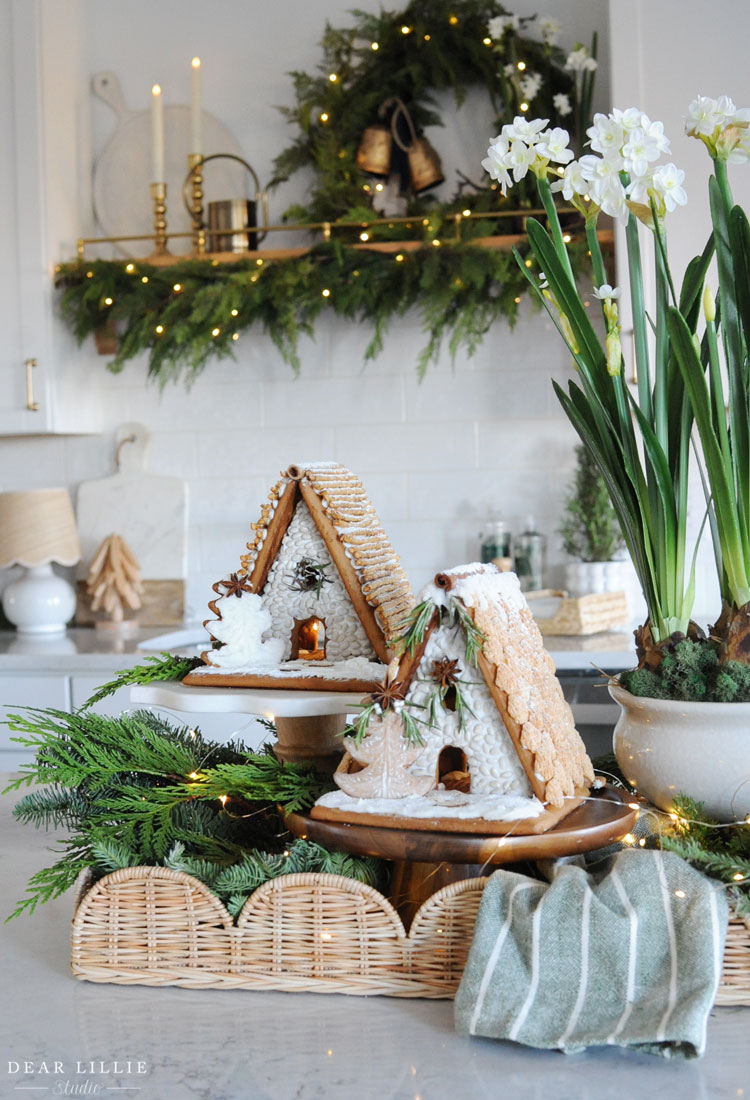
[{"left": 237, "top": 462, "right": 414, "bottom": 657}]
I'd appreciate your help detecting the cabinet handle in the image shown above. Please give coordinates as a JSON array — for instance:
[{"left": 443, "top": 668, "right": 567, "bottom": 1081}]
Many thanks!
[{"left": 25, "top": 358, "right": 39, "bottom": 411}]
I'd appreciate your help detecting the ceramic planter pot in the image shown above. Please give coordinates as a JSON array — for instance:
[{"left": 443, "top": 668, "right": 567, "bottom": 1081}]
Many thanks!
[
  {"left": 609, "top": 681, "right": 750, "bottom": 823},
  {"left": 564, "top": 560, "right": 624, "bottom": 597}
]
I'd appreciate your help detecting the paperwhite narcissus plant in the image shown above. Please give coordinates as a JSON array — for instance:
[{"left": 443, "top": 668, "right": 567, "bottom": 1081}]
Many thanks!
[{"left": 483, "top": 96, "right": 750, "bottom": 670}]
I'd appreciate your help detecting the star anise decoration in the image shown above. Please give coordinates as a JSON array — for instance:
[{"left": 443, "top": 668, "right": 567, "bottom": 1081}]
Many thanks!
[
  {"left": 368, "top": 678, "right": 405, "bottom": 710},
  {"left": 220, "top": 572, "right": 254, "bottom": 598},
  {"left": 431, "top": 657, "right": 462, "bottom": 688}
]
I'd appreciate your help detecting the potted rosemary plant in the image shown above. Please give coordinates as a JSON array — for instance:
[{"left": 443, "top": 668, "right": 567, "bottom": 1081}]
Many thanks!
[
  {"left": 483, "top": 95, "right": 750, "bottom": 821},
  {"left": 558, "top": 443, "right": 625, "bottom": 597}
]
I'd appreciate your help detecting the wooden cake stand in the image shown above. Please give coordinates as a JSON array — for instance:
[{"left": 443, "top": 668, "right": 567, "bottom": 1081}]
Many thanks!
[{"left": 286, "top": 786, "right": 638, "bottom": 927}]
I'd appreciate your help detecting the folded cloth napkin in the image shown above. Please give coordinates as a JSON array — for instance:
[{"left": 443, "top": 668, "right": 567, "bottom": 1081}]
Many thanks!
[{"left": 454, "top": 848, "right": 728, "bottom": 1059}]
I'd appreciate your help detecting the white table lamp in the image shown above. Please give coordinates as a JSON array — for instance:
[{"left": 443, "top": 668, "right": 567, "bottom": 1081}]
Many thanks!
[{"left": 0, "top": 489, "right": 81, "bottom": 635}]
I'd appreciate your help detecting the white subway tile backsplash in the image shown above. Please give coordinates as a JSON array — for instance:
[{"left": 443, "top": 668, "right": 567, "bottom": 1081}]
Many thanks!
[
  {"left": 263, "top": 376, "right": 403, "bottom": 427},
  {"left": 334, "top": 421, "right": 477, "bottom": 473},
  {"left": 197, "top": 427, "right": 336, "bottom": 480},
  {"left": 2, "top": 311, "right": 591, "bottom": 622}
]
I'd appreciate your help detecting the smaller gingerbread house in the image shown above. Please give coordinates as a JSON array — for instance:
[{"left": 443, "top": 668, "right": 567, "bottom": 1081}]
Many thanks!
[
  {"left": 314, "top": 564, "right": 595, "bottom": 833},
  {"left": 184, "top": 463, "right": 414, "bottom": 692}
]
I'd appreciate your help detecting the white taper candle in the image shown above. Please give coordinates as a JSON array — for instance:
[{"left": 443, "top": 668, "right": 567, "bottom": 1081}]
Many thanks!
[
  {"left": 151, "top": 83, "right": 165, "bottom": 183},
  {"left": 190, "top": 57, "right": 202, "bottom": 155}
]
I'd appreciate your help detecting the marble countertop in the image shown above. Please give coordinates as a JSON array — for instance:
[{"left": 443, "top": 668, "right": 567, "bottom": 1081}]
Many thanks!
[
  {"left": 1, "top": 773, "right": 747, "bottom": 1100},
  {"left": 0, "top": 625, "right": 636, "bottom": 673}
]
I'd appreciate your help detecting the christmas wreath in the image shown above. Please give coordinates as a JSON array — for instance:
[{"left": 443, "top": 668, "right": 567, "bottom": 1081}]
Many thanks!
[{"left": 56, "top": 0, "right": 598, "bottom": 385}]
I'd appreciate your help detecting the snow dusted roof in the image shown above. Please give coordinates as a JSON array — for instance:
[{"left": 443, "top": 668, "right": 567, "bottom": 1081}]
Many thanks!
[{"left": 400, "top": 564, "right": 594, "bottom": 808}]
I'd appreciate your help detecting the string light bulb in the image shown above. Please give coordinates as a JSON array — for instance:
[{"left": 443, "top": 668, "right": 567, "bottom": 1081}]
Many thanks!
[
  {"left": 173, "top": 283, "right": 182, "bottom": 292},
  {"left": 103, "top": 297, "right": 113, "bottom": 306},
  {"left": 321, "top": 288, "right": 331, "bottom": 297},
  {"left": 231, "top": 308, "right": 239, "bottom": 316},
  {"left": 395, "top": 253, "right": 405, "bottom": 262},
  {"left": 141, "top": 276, "right": 149, "bottom": 284},
  {"left": 449, "top": 14, "right": 459, "bottom": 24},
  {"left": 125, "top": 263, "right": 135, "bottom": 274},
  {"left": 520, "top": 101, "right": 529, "bottom": 112},
  {"left": 328, "top": 72, "right": 338, "bottom": 82},
  {"left": 155, "top": 324, "right": 164, "bottom": 334},
  {"left": 211, "top": 327, "right": 221, "bottom": 337},
  {"left": 320, "top": 112, "right": 330, "bottom": 123},
  {"left": 482, "top": 36, "right": 492, "bottom": 45},
  {"left": 517, "top": 60, "right": 526, "bottom": 71},
  {"left": 401, "top": 24, "right": 412, "bottom": 34},
  {"left": 359, "top": 231, "right": 370, "bottom": 241},
  {"left": 371, "top": 41, "right": 379, "bottom": 50}
]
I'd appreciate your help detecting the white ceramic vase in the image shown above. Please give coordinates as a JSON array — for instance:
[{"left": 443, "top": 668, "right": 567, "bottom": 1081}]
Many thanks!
[
  {"left": 609, "top": 681, "right": 750, "bottom": 823},
  {"left": 564, "top": 560, "right": 624, "bottom": 597}
]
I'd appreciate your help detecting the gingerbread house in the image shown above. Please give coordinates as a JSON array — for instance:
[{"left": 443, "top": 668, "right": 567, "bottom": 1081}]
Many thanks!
[
  {"left": 313, "top": 564, "right": 595, "bottom": 833},
  {"left": 184, "top": 463, "right": 414, "bottom": 692}
]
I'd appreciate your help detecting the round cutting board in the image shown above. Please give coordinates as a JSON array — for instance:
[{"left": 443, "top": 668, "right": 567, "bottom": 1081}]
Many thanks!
[{"left": 92, "top": 71, "right": 246, "bottom": 257}]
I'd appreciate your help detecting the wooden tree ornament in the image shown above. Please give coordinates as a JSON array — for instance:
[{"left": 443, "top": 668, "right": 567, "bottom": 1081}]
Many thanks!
[{"left": 86, "top": 534, "right": 144, "bottom": 623}]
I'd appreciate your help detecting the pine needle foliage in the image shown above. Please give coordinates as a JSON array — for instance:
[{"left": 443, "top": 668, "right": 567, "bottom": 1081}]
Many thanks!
[
  {"left": 3, "top": 706, "right": 351, "bottom": 920},
  {"left": 79, "top": 652, "right": 203, "bottom": 710},
  {"left": 54, "top": 2, "right": 597, "bottom": 387},
  {"left": 659, "top": 795, "right": 750, "bottom": 919}
]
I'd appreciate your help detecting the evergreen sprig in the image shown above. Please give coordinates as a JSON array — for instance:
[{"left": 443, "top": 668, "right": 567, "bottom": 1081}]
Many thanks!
[
  {"left": 658, "top": 796, "right": 750, "bottom": 919},
  {"left": 79, "top": 652, "right": 204, "bottom": 710},
  {"left": 55, "top": 238, "right": 589, "bottom": 386},
  {"left": 3, "top": 704, "right": 352, "bottom": 920}
]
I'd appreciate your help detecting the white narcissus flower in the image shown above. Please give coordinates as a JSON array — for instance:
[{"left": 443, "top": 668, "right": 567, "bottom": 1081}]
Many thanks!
[
  {"left": 536, "top": 127, "right": 574, "bottom": 164},
  {"left": 587, "top": 113, "right": 624, "bottom": 158},
  {"left": 481, "top": 135, "right": 512, "bottom": 194},
  {"left": 623, "top": 126, "right": 664, "bottom": 177},
  {"left": 551, "top": 159, "right": 589, "bottom": 200},
  {"left": 503, "top": 62, "right": 516, "bottom": 78},
  {"left": 509, "top": 140, "right": 537, "bottom": 181},
  {"left": 686, "top": 95, "right": 722, "bottom": 136},
  {"left": 639, "top": 116, "right": 671, "bottom": 156},
  {"left": 593, "top": 284, "right": 622, "bottom": 300},
  {"left": 612, "top": 107, "right": 646, "bottom": 132},
  {"left": 520, "top": 71, "right": 543, "bottom": 101},
  {"left": 505, "top": 115, "right": 549, "bottom": 142},
  {"left": 538, "top": 16, "right": 561, "bottom": 45},
  {"left": 487, "top": 15, "right": 507, "bottom": 39},
  {"left": 553, "top": 92, "right": 572, "bottom": 118},
  {"left": 651, "top": 163, "right": 688, "bottom": 211},
  {"left": 566, "top": 47, "right": 597, "bottom": 73}
]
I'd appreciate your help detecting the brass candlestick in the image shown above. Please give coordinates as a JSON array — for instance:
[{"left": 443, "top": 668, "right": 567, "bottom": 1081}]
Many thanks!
[
  {"left": 187, "top": 153, "right": 206, "bottom": 254},
  {"left": 150, "top": 182, "right": 169, "bottom": 256}
]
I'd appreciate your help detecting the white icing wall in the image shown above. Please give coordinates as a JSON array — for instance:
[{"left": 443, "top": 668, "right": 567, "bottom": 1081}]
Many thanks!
[
  {"left": 0, "top": 0, "right": 645, "bottom": 625},
  {"left": 258, "top": 503, "right": 376, "bottom": 661},
  {"left": 405, "top": 622, "right": 532, "bottom": 797}
]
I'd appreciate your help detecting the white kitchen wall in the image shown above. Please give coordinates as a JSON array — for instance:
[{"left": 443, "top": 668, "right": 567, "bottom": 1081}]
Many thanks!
[{"left": 0, "top": 0, "right": 622, "bottom": 621}]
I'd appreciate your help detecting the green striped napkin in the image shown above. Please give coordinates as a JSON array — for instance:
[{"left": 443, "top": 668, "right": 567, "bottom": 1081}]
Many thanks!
[{"left": 455, "top": 849, "right": 728, "bottom": 1058}]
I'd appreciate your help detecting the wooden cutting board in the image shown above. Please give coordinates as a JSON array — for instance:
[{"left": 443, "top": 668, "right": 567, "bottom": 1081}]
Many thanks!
[{"left": 75, "top": 423, "right": 188, "bottom": 624}]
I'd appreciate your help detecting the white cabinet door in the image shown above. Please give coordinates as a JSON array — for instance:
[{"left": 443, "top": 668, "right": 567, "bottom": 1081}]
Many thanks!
[
  {"left": 0, "top": 1, "right": 52, "bottom": 433},
  {"left": 0, "top": 673, "right": 70, "bottom": 769},
  {"left": 0, "top": 0, "right": 102, "bottom": 436}
]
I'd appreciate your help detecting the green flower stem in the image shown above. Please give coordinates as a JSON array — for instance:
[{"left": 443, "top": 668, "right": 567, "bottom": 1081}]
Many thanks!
[
  {"left": 537, "top": 173, "right": 575, "bottom": 285},
  {"left": 585, "top": 217, "right": 607, "bottom": 289},
  {"left": 625, "top": 215, "right": 652, "bottom": 421}
]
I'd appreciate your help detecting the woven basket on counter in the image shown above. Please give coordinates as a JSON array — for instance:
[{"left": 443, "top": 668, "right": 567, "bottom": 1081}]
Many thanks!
[{"left": 71, "top": 867, "right": 750, "bottom": 1003}]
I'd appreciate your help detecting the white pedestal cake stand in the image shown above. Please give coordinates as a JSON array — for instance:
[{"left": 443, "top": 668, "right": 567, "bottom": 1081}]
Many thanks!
[{"left": 129, "top": 680, "right": 364, "bottom": 770}]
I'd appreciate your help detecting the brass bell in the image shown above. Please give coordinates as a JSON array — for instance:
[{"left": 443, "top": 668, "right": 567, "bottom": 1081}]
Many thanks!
[
  {"left": 388, "top": 97, "right": 444, "bottom": 194},
  {"left": 356, "top": 124, "right": 392, "bottom": 177},
  {"left": 405, "top": 136, "right": 444, "bottom": 194}
]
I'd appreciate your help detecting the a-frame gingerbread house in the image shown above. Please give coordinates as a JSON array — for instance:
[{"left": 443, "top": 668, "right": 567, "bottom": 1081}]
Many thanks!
[
  {"left": 313, "top": 563, "right": 595, "bottom": 833},
  {"left": 184, "top": 463, "right": 414, "bottom": 692}
]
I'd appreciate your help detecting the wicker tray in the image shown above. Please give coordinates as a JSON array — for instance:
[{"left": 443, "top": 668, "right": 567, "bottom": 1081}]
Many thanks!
[{"left": 71, "top": 866, "right": 750, "bottom": 1003}]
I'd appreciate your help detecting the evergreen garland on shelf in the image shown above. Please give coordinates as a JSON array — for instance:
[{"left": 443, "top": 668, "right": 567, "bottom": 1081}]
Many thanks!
[
  {"left": 3, "top": 706, "right": 388, "bottom": 921},
  {"left": 56, "top": 0, "right": 599, "bottom": 386}
]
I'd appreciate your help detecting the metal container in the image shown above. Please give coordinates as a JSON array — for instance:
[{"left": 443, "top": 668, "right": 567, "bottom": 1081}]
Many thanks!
[{"left": 207, "top": 198, "right": 259, "bottom": 253}]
